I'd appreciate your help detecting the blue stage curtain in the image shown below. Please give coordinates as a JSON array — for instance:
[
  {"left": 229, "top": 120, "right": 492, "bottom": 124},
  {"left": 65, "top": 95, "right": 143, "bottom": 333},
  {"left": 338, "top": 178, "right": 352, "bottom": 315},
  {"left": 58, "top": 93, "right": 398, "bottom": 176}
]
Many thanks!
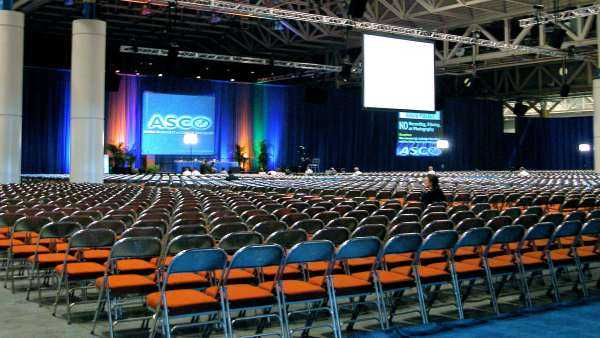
[
  {"left": 22, "top": 67, "right": 70, "bottom": 174},
  {"left": 513, "top": 116, "right": 593, "bottom": 169}
]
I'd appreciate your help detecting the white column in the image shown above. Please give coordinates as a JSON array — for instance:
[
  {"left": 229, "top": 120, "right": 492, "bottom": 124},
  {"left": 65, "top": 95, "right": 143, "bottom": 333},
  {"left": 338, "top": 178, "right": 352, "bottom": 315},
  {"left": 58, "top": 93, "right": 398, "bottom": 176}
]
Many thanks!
[
  {"left": 0, "top": 10, "right": 24, "bottom": 184},
  {"left": 594, "top": 15, "right": 600, "bottom": 172},
  {"left": 70, "top": 19, "right": 106, "bottom": 183}
]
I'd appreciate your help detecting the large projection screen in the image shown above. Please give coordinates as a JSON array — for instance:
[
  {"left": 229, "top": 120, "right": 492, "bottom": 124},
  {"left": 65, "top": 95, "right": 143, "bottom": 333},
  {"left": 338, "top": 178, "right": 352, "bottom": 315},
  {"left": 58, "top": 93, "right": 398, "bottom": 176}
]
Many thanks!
[
  {"left": 141, "top": 92, "right": 216, "bottom": 155},
  {"left": 363, "top": 34, "right": 435, "bottom": 111}
]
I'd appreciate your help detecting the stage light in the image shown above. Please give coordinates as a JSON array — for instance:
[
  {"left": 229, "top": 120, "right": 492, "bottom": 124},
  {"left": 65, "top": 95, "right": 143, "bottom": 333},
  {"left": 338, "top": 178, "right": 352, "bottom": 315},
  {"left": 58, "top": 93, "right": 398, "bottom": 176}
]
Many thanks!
[
  {"left": 158, "top": 73, "right": 163, "bottom": 77},
  {"left": 135, "top": 72, "right": 140, "bottom": 76},
  {"left": 230, "top": 78, "right": 235, "bottom": 82},
  {"left": 115, "top": 70, "right": 120, "bottom": 74},
  {"left": 579, "top": 143, "right": 591, "bottom": 152},
  {"left": 183, "top": 132, "right": 199, "bottom": 145},
  {"left": 436, "top": 139, "right": 450, "bottom": 149},
  {"left": 196, "top": 75, "right": 201, "bottom": 79}
]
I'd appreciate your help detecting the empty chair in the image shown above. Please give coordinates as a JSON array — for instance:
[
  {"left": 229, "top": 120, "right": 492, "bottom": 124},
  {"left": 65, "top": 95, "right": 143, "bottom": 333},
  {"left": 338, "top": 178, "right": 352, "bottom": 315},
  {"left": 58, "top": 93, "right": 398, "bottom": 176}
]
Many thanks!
[
  {"left": 344, "top": 210, "right": 370, "bottom": 222},
  {"left": 513, "top": 213, "right": 539, "bottom": 228},
  {"left": 523, "top": 206, "right": 544, "bottom": 217},
  {"left": 478, "top": 209, "right": 500, "bottom": 223},
  {"left": 246, "top": 214, "right": 277, "bottom": 228},
  {"left": 450, "top": 211, "right": 476, "bottom": 225},
  {"left": 252, "top": 220, "right": 288, "bottom": 239},
  {"left": 500, "top": 207, "right": 521, "bottom": 221},
  {"left": 280, "top": 212, "right": 310, "bottom": 227},
  {"left": 358, "top": 215, "right": 389, "bottom": 227},
  {"left": 389, "top": 222, "right": 421, "bottom": 237},
  {"left": 421, "top": 220, "right": 454, "bottom": 237},
  {"left": 391, "top": 213, "right": 419, "bottom": 225},
  {"left": 210, "top": 222, "right": 248, "bottom": 241},
  {"left": 486, "top": 216, "right": 513, "bottom": 231},
  {"left": 455, "top": 218, "right": 485, "bottom": 234},
  {"left": 326, "top": 217, "right": 358, "bottom": 231},
  {"left": 291, "top": 219, "right": 324, "bottom": 237},
  {"left": 420, "top": 212, "right": 448, "bottom": 227},
  {"left": 470, "top": 203, "right": 490, "bottom": 216},
  {"left": 313, "top": 211, "right": 341, "bottom": 225}
]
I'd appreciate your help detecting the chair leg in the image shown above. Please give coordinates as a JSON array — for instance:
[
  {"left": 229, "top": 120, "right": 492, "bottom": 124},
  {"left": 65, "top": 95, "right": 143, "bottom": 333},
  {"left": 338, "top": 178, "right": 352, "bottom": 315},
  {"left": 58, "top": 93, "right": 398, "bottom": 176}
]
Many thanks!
[
  {"left": 25, "top": 264, "right": 36, "bottom": 301},
  {"left": 91, "top": 285, "right": 105, "bottom": 335},
  {"left": 516, "top": 261, "right": 532, "bottom": 309},
  {"left": 547, "top": 259, "right": 561, "bottom": 303},
  {"left": 449, "top": 268, "right": 464, "bottom": 320},
  {"left": 414, "top": 275, "right": 429, "bottom": 324},
  {"left": 326, "top": 279, "right": 342, "bottom": 338},
  {"left": 52, "top": 274, "right": 64, "bottom": 317},
  {"left": 65, "top": 279, "right": 72, "bottom": 324},
  {"left": 483, "top": 261, "right": 500, "bottom": 315},
  {"left": 106, "top": 291, "right": 115, "bottom": 338},
  {"left": 575, "top": 256, "right": 589, "bottom": 298}
]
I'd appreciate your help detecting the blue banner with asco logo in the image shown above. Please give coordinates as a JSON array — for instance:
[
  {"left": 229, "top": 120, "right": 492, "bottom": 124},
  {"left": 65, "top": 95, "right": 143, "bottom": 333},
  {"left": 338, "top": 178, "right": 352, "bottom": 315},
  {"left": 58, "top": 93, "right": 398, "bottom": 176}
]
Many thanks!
[
  {"left": 141, "top": 92, "right": 216, "bottom": 155},
  {"left": 396, "top": 111, "right": 443, "bottom": 157}
]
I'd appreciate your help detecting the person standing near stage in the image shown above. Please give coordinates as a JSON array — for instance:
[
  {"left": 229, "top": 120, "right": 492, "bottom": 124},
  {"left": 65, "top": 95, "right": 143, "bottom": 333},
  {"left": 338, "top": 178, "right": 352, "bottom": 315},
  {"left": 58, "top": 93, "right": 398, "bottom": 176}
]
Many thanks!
[{"left": 421, "top": 174, "right": 445, "bottom": 206}]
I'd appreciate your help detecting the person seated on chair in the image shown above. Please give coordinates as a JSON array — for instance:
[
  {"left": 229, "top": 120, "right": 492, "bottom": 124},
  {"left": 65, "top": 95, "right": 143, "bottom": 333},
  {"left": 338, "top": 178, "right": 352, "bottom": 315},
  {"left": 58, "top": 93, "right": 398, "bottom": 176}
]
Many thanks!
[
  {"left": 182, "top": 167, "right": 192, "bottom": 176},
  {"left": 191, "top": 167, "right": 201, "bottom": 176},
  {"left": 304, "top": 167, "right": 313, "bottom": 175},
  {"left": 352, "top": 167, "right": 362, "bottom": 176},
  {"left": 427, "top": 165, "right": 436, "bottom": 175},
  {"left": 200, "top": 160, "right": 209, "bottom": 174},
  {"left": 421, "top": 174, "right": 445, "bottom": 207},
  {"left": 225, "top": 168, "right": 239, "bottom": 181},
  {"left": 209, "top": 159, "right": 218, "bottom": 173},
  {"left": 518, "top": 166, "right": 531, "bottom": 178}
]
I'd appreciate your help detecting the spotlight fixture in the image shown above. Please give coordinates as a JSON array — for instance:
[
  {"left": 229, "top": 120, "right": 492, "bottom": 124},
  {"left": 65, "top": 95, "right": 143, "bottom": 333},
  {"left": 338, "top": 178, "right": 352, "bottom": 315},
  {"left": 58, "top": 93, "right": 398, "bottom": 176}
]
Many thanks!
[
  {"left": 158, "top": 73, "right": 163, "bottom": 77},
  {"left": 115, "top": 70, "right": 120, "bottom": 74},
  {"left": 196, "top": 75, "right": 202, "bottom": 79},
  {"left": 436, "top": 139, "right": 450, "bottom": 149},
  {"left": 579, "top": 143, "right": 591, "bottom": 152},
  {"left": 135, "top": 71, "right": 140, "bottom": 76},
  {"left": 230, "top": 78, "right": 235, "bottom": 82}
]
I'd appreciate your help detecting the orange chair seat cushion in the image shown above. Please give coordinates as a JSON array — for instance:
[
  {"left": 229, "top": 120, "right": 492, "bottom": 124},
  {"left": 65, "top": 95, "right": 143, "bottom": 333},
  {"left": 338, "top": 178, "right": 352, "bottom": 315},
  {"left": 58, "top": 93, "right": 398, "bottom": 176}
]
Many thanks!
[
  {"left": 347, "top": 257, "right": 376, "bottom": 268},
  {"left": 263, "top": 265, "right": 300, "bottom": 277},
  {"left": 55, "top": 262, "right": 106, "bottom": 277},
  {"left": 259, "top": 280, "right": 326, "bottom": 301},
  {"left": 205, "top": 284, "right": 275, "bottom": 307},
  {"left": 455, "top": 246, "right": 478, "bottom": 257},
  {"left": 352, "top": 270, "right": 413, "bottom": 289},
  {"left": 420, "top": 250, "right": 446, "bottom": 261},
  {"left": 383, "top": 253, "right": 413, "bottom": 266},
  {"left": 305, "top": 261, "right": 342, "bottom": 274},
  {"left": 11, "top": 245, "right": 50, "bottom": 256},
  {"left": 82, "top": 249, "right": 110, "bottom": 261},
  {"left": 460, "top": 257, "right": 515, "bottom": 271},
  {"left": 153, "top": 272, "right": 209, "bottom": 288},
  {"left": 0, "top": 226, "right": 9, "bottom": 234},
  {"left": 309, "top": 274, "right": 372, "bottom": 295},
  {"left": 0, "top": 239, "right": 24, "bottom": 248},
  {"left": 150, "top": 256, "right": 173, "bottom": 267},
  {"left": 146, "top": 289, "right": 219, "bottom": 315},
  {"left": 115, "top": 259, "right": 157, "bottom": 273},
  {"left": 427, "top": 261, "right": 483, "bottom": 275},
  {"left": 27, "top": 253, "right": 77, "bottom": 265},
  {"left": 214, "top": 268, "right": 255, "bottom": 281},
  {"left": 522, "top": 250, "right": 572, "bottom": 263},
  {"left": 96, "top": 274, "right": 156, "bottom": 293},
  {"left": 12, "top": 231, "right": 39, "bottom": 240},
  {"left": 391, "top": 265, "right": 450, "bottom": 282},
  {"left": 494, "top": 254, "right": 544, "bottom": 266}
]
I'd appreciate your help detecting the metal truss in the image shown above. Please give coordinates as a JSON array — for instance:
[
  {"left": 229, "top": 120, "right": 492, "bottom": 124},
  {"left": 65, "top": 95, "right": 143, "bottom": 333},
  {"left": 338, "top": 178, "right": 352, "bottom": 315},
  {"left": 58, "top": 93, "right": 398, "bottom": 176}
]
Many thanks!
[
  {"left": 120, "top": 45, "right": 341, "bottom": 72},
  {"left": 519, "top": 4, "right": 600, "bottom": 28},
  {"left": 145, "top": 0, "right": 569, "bottom": 58}
]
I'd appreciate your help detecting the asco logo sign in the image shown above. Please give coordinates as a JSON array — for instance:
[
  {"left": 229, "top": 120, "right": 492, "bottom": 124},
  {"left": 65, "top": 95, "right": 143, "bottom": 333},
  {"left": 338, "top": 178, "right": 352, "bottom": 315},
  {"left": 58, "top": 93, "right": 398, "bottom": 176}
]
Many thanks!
[{"left": 147, "top": 114, "right": 212, "bottom": 131}]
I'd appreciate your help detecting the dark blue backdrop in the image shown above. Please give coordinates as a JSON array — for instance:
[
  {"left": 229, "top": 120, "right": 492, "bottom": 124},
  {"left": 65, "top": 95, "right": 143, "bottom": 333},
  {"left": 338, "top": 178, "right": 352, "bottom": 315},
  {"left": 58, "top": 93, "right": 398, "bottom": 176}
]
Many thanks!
[{"left": 20, "top": 67, "right": 592, "bottom": 173}]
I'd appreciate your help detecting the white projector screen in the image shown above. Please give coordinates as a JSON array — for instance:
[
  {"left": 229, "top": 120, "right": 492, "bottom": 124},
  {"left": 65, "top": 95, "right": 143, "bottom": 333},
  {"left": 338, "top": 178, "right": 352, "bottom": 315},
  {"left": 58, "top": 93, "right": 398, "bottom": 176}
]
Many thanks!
[{"left": 363, "top": 34, "right": 435, "bottom": 111}]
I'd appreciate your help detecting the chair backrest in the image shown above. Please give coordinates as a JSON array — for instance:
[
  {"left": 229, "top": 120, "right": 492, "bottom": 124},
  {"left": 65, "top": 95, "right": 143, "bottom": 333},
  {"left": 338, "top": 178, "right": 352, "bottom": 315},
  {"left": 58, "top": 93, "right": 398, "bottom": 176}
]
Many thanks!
[
  {"left": 389, "top": 222, "right": 421, "bottom": 237},
  {"left": 167, "top": 224, "right": 207, "bottom": 240},
  {"left": 167, "top": 248, "right": 228, "bottom": 275},
  {"left": 314, "top": 211, "right": 341, "bottom": 225},
  {"left": 312, "top": 227, "right": 350, "bottom": 246},
  {"left": 265, "top": 229, "right": 307, "bottom": 249},
  {"left": 382, "top": 233, "right": 422, "bottom": 256},
  {"left": 87, "top": 219, "right": 126, "bottom": 235},
  {"left": 336, "top": 237, "right": 381, "bottom": 261},
  {"left": 485, "top": 225, "right": 525, "bottom": 254},
  {"left": 326, "top": 217, "right": 358, "bottom": 231},
  {"left": 450, "top": 211, "right": 476, "bottom": 224},
  {"left": 210, "top": 222, "right": 248, "bottom": 240},
  {"left": 358, "top": 215, "right": 389, "bottom": 227},
  {"left": 13, "top": 216, "right": 52, "bottom": 233},
  {"left": 453, "top": 227, "right": 491, "bottom": 255},
  {"left": 455, "top": 218, "right": 485, "bottom": 234},
  {"left": 486, "top": 216, "right": 513, "bottom": 231},
  {"left": 539, "top": 212, "right": 565, "bottom": 227},
  {"left": 291, "top": 219, "right": 324, "bottom": 235},
  {"left": 351, "top": 224, "right": 387, "bottom": 241},
  {"left": 109, "top": 237, "right": 162, "bottom": 262},
  {"left": 218, "top": 231, "right": 263, "bottom": 254},
  {"left": 417, "top": 230, "right": 458, "bottom": 258},
  {"left": 280, "top": 212, "right": 310, "bottom": 226},
  {"left": 500, "top": 207, "right": 521, "bottom": 220},
  {"left": 228, "top": 244, "right": 284, "bottom": 270},
  {"left": 252, "top": 220, "right": 288, "bottom": 239},
  {"left": 122, "top": 226, "right": 163, "bottom": 239},
  {"left": 132, "top": 219, "right": 168, "bottom": 233},
  {"left": 523, "top": 206, "right": 544, "bottom": 217},
  {"left": 69, "top": 228, "right": 116, "bottom": 249},
  {"left": 391, "top": 213, "right": 420, "bottom": 225},
  {"left": 478, "top": 209, "right": 500, "bottom": 222},
  {"left": 514, "top": 214, "right": 539, "bottom": 228},
  {"left": 580, "top": 219, "right": 600, "bottom": 236},
  {"left": 420, "top": 212, "right": 449, "bottom": 226},
  {"left": 566, "top": 210, "right": 586, "bottom": 223},
  {"left": 284, "top": 240, "right": 335, "bottom": 265},
  {"left": 246, "top": 214, "right": 278, "bottom": 227},
  {"left": 165, "top": 234, "right": 214, "bottom": 255},
  {"left": 39, "top": 222, "right": 82, "bottom": 239},
  {"left": 421, "top": 219, "right": 454, "bottom": 237},
  {"left": 549, "top": 220, "right": 582, "bottom": 243},
  {"left": 521, "top": 222, "right": 555, "bottom": 249}
]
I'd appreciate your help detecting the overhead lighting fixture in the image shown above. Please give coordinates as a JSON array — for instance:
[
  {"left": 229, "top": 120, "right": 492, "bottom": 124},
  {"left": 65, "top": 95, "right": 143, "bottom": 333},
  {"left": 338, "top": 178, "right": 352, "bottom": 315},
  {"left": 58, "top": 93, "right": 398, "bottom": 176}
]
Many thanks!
[
  {"left": 230, "top": 78, "right": 235, "bottom": 82},
  {"left": 196, "top": 75, "right": 202, "bottom": 79},
  {"left": 520, "top": 4, "right": 600, "bottom": 28},
  {"left": 115, "top": 69, "right": 120, "bottom": 74},
  {"left": 147, "top": 0, "right": 571, "bottom": 58},
  {"left": 579, "top": 143, "right": 591, "bottom": 152},
  {"left": 158, "top": 73, "right": 163, "bottom": 77},
  {"left": 436, "top": 139, "right": 450, "bottom": 149}
]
